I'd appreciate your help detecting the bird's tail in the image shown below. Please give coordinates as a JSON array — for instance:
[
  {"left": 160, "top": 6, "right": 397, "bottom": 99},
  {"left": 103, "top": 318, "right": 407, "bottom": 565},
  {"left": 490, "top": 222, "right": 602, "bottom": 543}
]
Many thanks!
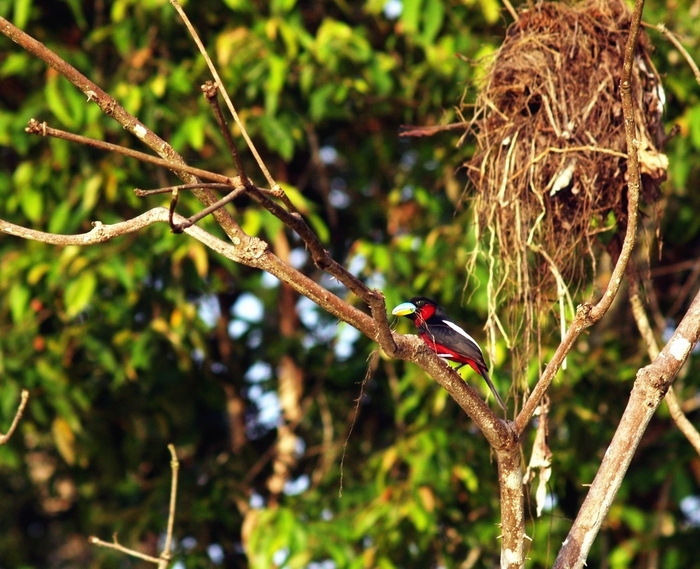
[{"left": 479, "top": 368, "right": 506, "bottom": 412}]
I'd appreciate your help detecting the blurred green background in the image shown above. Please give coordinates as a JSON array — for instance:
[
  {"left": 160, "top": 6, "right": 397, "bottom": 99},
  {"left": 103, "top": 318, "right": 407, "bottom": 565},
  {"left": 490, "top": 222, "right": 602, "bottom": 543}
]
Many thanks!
[{"left": 1, "top": 0, "right": 699, "bottom": 567}]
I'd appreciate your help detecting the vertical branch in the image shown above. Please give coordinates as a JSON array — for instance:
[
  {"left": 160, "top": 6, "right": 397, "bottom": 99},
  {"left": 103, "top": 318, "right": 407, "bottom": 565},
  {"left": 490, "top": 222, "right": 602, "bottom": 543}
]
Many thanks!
[
  {"left": 160, "top": 444, "right": 180, "bottom": 568},
  {"left": 496, "top": 445, "right": 526, "bottom": 569},
  {"left": 169, "top": 0, "right": 276, "bottom": 189}
]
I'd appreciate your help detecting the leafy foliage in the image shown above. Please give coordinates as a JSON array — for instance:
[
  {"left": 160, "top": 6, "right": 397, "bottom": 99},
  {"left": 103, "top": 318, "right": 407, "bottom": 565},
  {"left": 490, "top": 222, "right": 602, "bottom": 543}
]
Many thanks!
[{"left": 1, "top": 0, "right": 700, "bottom": 568}]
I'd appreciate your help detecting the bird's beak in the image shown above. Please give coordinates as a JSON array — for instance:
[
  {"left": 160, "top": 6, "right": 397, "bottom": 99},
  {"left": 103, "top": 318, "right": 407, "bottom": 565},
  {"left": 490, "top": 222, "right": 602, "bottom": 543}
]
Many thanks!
[{"left": 392, "top": 302, "right": 417, "bottom": 316}]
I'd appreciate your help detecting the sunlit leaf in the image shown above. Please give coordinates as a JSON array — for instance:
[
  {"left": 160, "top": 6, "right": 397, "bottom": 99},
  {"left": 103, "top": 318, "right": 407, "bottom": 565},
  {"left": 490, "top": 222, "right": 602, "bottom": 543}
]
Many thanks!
[
  {"left": 8, "top": 282, "right": 30, "bottom": 323},
  {"left": 52, "top": 417, "right": 76, "bottom": 465},
  {"left": 64, "top": 271, "right": 97, "bottom": 318}
]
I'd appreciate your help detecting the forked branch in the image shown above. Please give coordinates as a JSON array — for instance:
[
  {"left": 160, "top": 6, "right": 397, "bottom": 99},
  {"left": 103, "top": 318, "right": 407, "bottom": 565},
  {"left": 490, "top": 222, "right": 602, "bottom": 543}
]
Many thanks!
[{"left": 90, "top": 444, "right": 180, "bottom": 568}]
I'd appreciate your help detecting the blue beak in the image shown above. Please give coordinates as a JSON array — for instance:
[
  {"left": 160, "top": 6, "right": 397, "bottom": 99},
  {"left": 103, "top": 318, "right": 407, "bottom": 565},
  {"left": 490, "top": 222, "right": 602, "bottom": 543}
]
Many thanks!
[{"left": 392, "top": 301, "right": 417, "bottom": 317}]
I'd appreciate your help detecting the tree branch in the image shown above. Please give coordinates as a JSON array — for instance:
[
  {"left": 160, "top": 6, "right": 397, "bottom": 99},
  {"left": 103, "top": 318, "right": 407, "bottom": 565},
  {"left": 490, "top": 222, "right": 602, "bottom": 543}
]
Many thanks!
[
  {"left": 0, "top": 389, "right": 29, "bottom": 445},
  {"left": 169, "top": 0, "right": 276, "bottom": 189},
  {"left": 553, "top": 286, "right": 700, "bottom": 568},
  {"left": 628, "top": 271, "right": 700, "bottom": 455},
  {"left": 89, "top": 445, "right": 180, "bottom": 568},
  {"left": 0, "top": 15, "right": 244, "bottom": 243}
]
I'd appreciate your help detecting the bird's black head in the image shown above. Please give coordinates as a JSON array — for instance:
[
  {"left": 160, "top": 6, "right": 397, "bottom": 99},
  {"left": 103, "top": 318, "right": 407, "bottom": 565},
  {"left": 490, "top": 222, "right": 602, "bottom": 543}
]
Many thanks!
[{"left": 392, "top": 296, "right": 441, "bottom": 323}]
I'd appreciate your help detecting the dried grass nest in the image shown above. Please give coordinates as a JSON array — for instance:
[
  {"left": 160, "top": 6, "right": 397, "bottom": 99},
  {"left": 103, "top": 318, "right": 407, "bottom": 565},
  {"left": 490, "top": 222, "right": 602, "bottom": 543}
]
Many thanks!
[{"left": 464, "top": 0, "right": 667, "bottom": 305}]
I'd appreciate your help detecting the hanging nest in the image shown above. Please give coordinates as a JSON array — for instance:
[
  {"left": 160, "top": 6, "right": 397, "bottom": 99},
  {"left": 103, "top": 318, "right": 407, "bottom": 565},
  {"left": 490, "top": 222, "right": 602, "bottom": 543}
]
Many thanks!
[{"left": 463, "top": 0, "right": 667, "bottom": 326}]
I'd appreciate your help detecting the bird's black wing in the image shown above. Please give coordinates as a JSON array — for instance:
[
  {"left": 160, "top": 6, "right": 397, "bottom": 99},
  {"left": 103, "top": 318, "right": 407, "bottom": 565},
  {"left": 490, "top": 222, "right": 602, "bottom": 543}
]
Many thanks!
[{"left": 423, "top": 319, "right": 486, "bottom": 366}]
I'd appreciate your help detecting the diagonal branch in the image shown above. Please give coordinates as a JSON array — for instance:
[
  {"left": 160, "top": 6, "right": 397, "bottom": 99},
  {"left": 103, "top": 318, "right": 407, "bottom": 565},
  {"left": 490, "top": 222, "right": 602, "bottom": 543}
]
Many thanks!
[
  {"left": 169, "top": 0, "right": 275, "bottom": 189},
  {"left": 553, "top": 286, "right": 700, "bottom": 568},
  {"left": 2, "top": 4, "right": 512, "bottom": 461},
  {"left": 0, "top": 15, "right": 243, "bottom": 242},
  {"left": 201, "top": 81, "right": 249, "bottom": 187},
  {"left": 628, "top": 271, "right": 700, "bottom": 455},
  {"left": 1, "top": 206, "right": 508, "bottom": 444},
  {"left": 25, "top": 119, "right": 240, "bottom": 186}
]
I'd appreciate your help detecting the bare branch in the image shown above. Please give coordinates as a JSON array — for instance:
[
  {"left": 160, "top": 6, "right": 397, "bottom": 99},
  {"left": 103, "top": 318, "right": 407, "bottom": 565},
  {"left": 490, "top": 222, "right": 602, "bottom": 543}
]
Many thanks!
[
  {"left": 26, "top": 119, "right": 238, "bottom": 187},
  {"left": 135, "top": 184, "right": 234, "bottom": 197},
  {"left": 201, "top": 81, "right": 249, "bottom": 187},
  {"left": 648, "top": 22, "right": 700, "bottom": 85},
  {"left": 501, "top": 0, "right": 519, "bottom": 22},
  {"left": 169, "top": 0, "right": 276, "bottom": 189},
  {"left": 89, "top": 445, "right": 180, "bottom": 568},
  {"left": 88, "top": 534, "right": 161, "bottom": 565},
  {"left": 553, "top": 285, "right": 700, "bottom": 568},
  {"left": 629, "top": 273, "right": 700, "bottom": 455},
  {"left": 0, "top": 389, "right": 29, "bottom": 445},
  {"left": 161, "top": 444, "right": 180, "bottom": 568},
  {"left": 0, "top": 16, "right": 243, "bottom": 241}
]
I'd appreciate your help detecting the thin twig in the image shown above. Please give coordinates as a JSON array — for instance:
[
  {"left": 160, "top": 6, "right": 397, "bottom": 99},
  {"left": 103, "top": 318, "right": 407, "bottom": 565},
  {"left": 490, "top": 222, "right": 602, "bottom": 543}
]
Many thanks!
[
  {"left": 501, "top": 0, "right": 519, "bottom": 21},
  {"left": 89, "top": 534, "right": 161, "bottom": 564},
  {"left": 89, "top": 445, "right": 180, "bottom": 568},
  {"left": 171, "top": 185, "right": 248, "bottom": 232},
  {"left": 0, "top": 389, "right": 29, "bottom": 445},
  {"left": 169, "top": 0, "right": 276, "bottom": 189},
  {"left": 135, "top": 183, "right": 234, "bottom": 197},
  {"left": 339, "top": 351, "right": 378, "bottom": 497},
  {"left": 647, "top": 22, "right": 700, "bottom": 85},
  {"left": 26, "top": 119, "right": 238, "bottom": 186},
  {"left": 628, "top": 273, "right": 700, "bottom": 455},
  {"left": 201, "top": 81, "right": 249, "bottom": 186},
  {"left": 169, "top": 0, "right": 307, "bottom": 220},
  {"left": 161, "top": 444, "right": 180, "bottom": 568}
]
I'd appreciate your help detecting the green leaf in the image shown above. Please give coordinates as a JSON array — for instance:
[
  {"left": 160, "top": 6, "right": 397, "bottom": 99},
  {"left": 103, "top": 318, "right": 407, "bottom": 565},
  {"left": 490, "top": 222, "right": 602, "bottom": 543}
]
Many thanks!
[
  {"left": 401, "top": 0, "right": 423, "bottom": 34},
  {"left": 221, "top": 0, "right": 253, "bottom": 11},
  {"left": 688, "top": 105, "right": 700, "bottom": 150},
  {"left": 8, "top": 282, "right": 30, "bottom": 323},
  {"left": 271, "top": 0, "right": 297, "bottom": 15},
  {"left": 259, "top": 116, "right": 294, "bottom": 160},
  {"left": 64, "top": 271, "right": 97, "bottom": 318},
  {"left": 12, "top": 0, "right": 32, "bottom": 29},
  {"left": 265, "top": 54, "right": 288, "bottom": 116},
  {"left": 421, "top": 0, "right": 444, "bottom": 44},
  {"left": 478, "top": 0, "right": 501, "bottom": 24},
  {"left": 0, "top": 53, "right": 30, "bottom": 77},
  {"left": 80, "top": 174, "right": 103, "bottom": 214},
  {"left": 19, "top": 187, "right": 43, "bottom": 223},
  {"left": 48, "top": 201, "right": 73, "bottom": 234},
  {"left": 171, "top": 115, "right": 206, "bottom": 152},
  {"left": 45, "top": 74, "right": 77, "bottom": 129},
  {"left": 309, "top": 83, "right": 335, "bottom": 121}
]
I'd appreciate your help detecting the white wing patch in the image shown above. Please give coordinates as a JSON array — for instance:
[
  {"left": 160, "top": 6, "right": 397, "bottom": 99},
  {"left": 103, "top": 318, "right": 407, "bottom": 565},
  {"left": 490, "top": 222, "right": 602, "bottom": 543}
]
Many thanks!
[{"left": 443, "top": 320, "right": 483, "bottom": 355}]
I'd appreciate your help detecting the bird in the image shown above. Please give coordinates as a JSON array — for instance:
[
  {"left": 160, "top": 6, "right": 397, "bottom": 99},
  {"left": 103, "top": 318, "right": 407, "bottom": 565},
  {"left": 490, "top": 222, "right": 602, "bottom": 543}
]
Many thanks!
[{"left": 392, "top": 296, "right": 506, "bottom": 411}]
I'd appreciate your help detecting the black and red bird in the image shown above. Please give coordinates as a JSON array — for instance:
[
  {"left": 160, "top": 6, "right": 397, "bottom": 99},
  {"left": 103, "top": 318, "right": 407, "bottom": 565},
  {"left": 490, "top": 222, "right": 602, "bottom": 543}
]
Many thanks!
[{"left": 392, "top": 296, "right": 506, "bottom": 411}]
